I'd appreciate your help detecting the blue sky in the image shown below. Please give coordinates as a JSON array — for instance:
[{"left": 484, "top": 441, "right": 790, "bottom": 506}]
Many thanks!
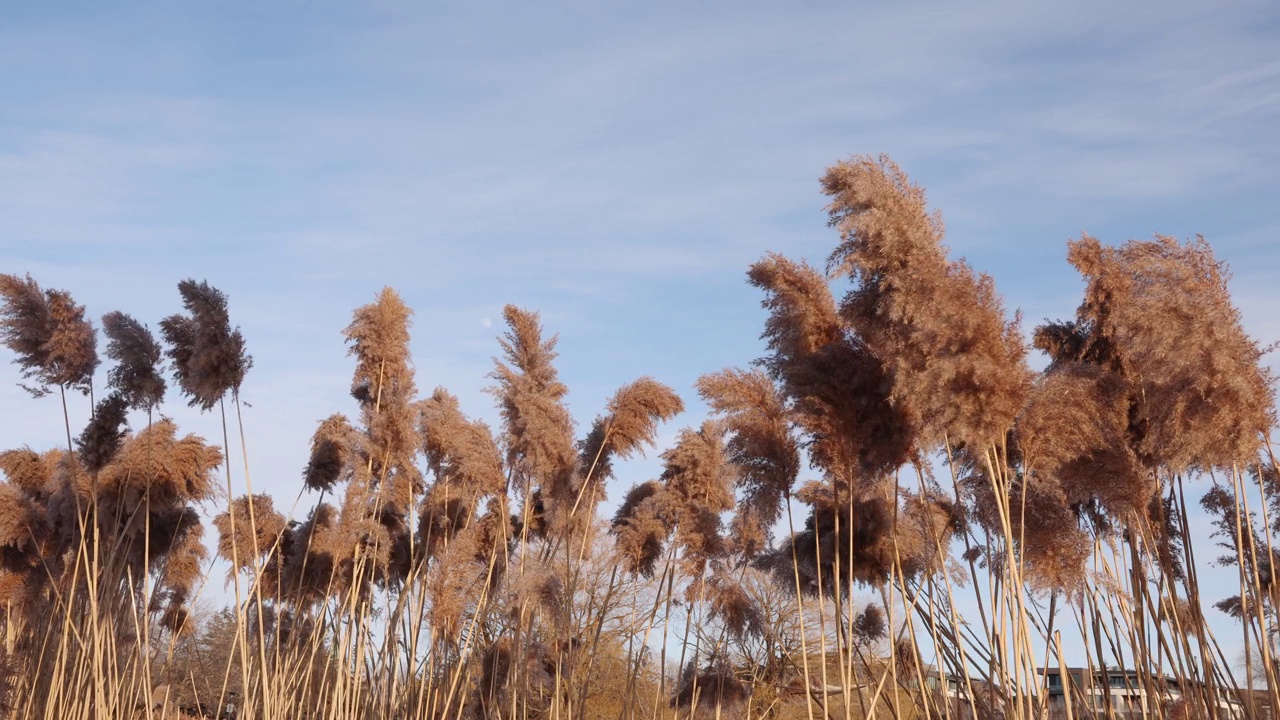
[{"left": 2, "top": 0, "right": 1279, "bottom": 670}]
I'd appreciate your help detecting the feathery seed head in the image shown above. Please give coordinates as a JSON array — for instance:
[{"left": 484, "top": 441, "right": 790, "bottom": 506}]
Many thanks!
[
  {"left": 213, "top": 494, "right": 286, "bottom": 572},
  {"left": 344, "top": 287, "right": 414, "bottom": 408},
  {"left": 489, "top": 306, "right": 577, "bottom": 540},
  {"left": 303, "top": 414, "right": 357, "bottom": 492},
  {"left": 587, "top": 376, "right": 683, "bottom": 472},
  {"left": 1050, "top": 234, "right": 1273, "bottom": 471},
  {"left": 98, "top": 420, "right": 223, "bottom": 507},
  {"left": 40, "top": 289, "right": 99, "bottom": 395},
  {"left": 160, "top": 280, "right": 252, "bottom": 410},
  {"left": 0, "top": 274, "right": 52, "bottom": 385},
  {"left": 0, "top": 276, "right": 98, "bottom": 396},
  {"left": 0, "top": 449, "right": 53, "bottom": 495},
  {"left": 672, "top": 657, "right": 749, "bottom": 718},
  {"left": 419, "top": 388, "right": 506, "bottom": 498},
  {"left": 706, "top": 573, "right": 765, "bottom": 641},
  {"left": 699, "top": 368, "right": 799, "bottom": 556},
  {"left": 0, "top": 484, "right": 47, "bottom": 552},
  {"left": 101, "top": 311, "right": 166, "bottom": 412},
  {"left": 611, "top": 481, "right": 670, "bottom": 577},
  {"left": 823, "top": 155, "right": 1030, "bottom": 450},
  {"left": 76, "top": 393, "right": 130, "bottom": 474}
]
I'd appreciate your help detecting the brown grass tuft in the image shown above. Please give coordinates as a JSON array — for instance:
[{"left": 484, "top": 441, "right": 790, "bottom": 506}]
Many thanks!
[
  {"left": 672, "top": 657, "right": 749, "bottom": 719},
  {"left": 747, "top": 253, "right": 913, "bottom": 481},
  {"left": 280, "top": 501, "right": 339, "bottom": 603},
  {"left": 583, "top": 377, "right": 683, "bottom": 478},
  {"left": 705, "top": 572, "right": 764, "bottom": 641},
  {"left": 0, "top": 483, "right": 46, "bottom": 553},
  {"left": 0, "top": 274, "right": 51, "bottom": 387},
  {"left": 659, "top": 421, "right": 735, "bottom": 575},
  {"left": 39, "top": 289, "right": 99, "bottom": 395},
  {"left": 161, "top": 518, "right": 208, "bottom": 599},
  {"left": 420, "top": 389, "right": 506, "bottom": 498},
  {"left": 344, "top": 287, "right": 414, "bottom": 408},
  {"left": 1018, "top": 363, "right": 1149, "bottom": 520},
  {"left": 852, "top": 604, "right": 887, "bottom": 644},
  {"left": 747, "top": 253, "right": 843, "bottom": 382}
]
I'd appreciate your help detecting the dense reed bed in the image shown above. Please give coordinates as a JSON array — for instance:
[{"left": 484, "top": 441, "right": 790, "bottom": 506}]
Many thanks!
[{"left": 1, "top": 154, "right": 1277, "bottom": 720}]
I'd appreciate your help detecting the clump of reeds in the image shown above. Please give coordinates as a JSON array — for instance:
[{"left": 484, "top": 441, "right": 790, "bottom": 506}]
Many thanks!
[
  {"left": 4, "top": 153, "right": 1280, "bottom": 720},
  {"left": 0, "top": 409, "right": 224, "bottom": 713},
  {"left": 672, "top": 655, "right": 749, "bottom": 720}
]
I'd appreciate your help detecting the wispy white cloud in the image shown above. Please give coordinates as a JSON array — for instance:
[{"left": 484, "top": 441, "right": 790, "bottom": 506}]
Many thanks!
[{"left": 3, "top": 0, "right": 1276, "bottom": 464}]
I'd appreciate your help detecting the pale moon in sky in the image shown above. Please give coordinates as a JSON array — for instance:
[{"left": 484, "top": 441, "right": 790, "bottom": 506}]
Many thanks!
[{"left": 481, "top": 317, "right": 492, "bottom": 328}]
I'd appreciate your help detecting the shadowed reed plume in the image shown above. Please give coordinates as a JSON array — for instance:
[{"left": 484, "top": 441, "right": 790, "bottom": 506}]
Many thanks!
[
  {"left": 160, "top": 279, "right": 252, "bottom": 410},
  {"left": 611, "top": 481, "right": 670, "bottom": 578},
  {"left": 75, "top": 392, "right": 130, "bottom": 474},
  {"left": 101, "top": 311, "right": 166, "bottom": 414},
  {"left": 658, "top": 420, "right": 735, "bottom": 578},
  {"left": 747, "top": 252, "right": 912, "bottom": 481},
  {"left": 697, "top": 368, "right": 799, "bottom": 559},
  {"left": 302, "top": 413, "right": 358, "bottom": 493}
]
